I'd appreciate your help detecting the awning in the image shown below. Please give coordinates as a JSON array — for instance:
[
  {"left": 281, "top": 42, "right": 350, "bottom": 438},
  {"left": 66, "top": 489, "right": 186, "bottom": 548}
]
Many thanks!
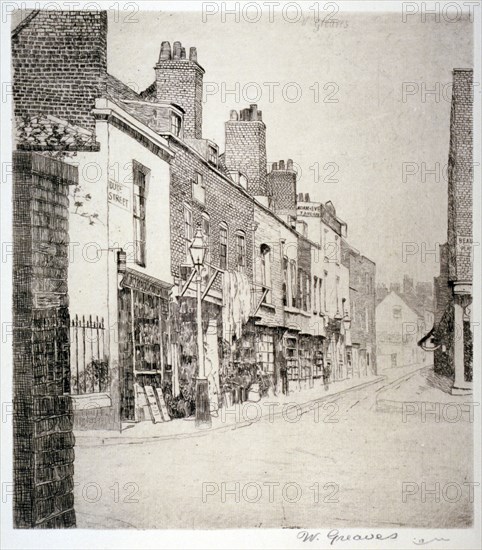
[{"left": 121, "top": 268, "right": 172, "bottom": 299}]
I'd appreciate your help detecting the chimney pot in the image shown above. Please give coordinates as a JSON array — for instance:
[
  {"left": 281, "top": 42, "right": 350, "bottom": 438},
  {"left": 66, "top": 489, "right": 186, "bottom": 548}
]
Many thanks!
[
  {"left": 305, "top": 193, "right": 310, "bottom": 202},
  {"left": 173, "top": 41, "right": 182, "bottom": 59},
  {"left": 250, "top": 104, "right": 258, "bottom": 121},
  {"left": 189, "top": 47, "right": 197, "bottom": 62},
  {"left": 272, "top": 162, "right": 278, "bottom": 171},
  {"left": 159, "top": 41, "right": 171, "bottom": 61},
  {"left": 230, "top": 110, "right": 239, "bottom": 121},
  {"left": 257, "top": 111, "right": 263, "bottom": 121},
  {"left": 287, "top": 159, "right": 293, "bottom": 170},
  {"left": 279, "top": 160, "right": 285, "bottom": 170},
  {"left": 180, "top": 47, "right": 186, "bottom": 59}
]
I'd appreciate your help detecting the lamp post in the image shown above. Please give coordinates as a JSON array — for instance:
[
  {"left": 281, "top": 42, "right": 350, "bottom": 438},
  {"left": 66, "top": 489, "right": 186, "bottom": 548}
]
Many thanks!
[{"left": 189, "top": 224, "right": 211, "bottom": 427}]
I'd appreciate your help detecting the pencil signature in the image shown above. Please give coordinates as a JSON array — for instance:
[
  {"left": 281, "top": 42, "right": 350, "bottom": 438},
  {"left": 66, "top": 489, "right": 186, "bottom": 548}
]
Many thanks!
[{"left": 413, "top": 538, "right": 450, "bottom": 546}]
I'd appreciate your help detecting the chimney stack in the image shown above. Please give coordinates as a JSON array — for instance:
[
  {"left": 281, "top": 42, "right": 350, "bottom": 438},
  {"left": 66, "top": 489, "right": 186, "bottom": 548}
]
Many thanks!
[
  {"left": 153, "top": 40, "right": 205, "bottom": 139},
  {"left": 224, "top": 104, "right": 268, "bottom": 197},
  {"left": 269, "top": 159, "right": 297, "bottom": 220}
]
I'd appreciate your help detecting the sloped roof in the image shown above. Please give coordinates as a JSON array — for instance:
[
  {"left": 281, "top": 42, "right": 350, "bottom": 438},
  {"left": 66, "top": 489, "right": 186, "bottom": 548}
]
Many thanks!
[{"left": 106, "top": 74, "right": 141, "bottom": 102}]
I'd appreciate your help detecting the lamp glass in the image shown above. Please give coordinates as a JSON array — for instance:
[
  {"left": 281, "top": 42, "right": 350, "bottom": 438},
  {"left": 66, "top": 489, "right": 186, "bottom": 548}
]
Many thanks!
[{"left": 189, "top": 226, "right": 206, "bottom": 267}]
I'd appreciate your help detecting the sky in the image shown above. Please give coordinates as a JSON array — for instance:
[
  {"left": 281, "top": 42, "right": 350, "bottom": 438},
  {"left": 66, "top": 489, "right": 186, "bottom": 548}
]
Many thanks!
[{"left": 90, "top": 7, "right": 471, "bottom": 285}]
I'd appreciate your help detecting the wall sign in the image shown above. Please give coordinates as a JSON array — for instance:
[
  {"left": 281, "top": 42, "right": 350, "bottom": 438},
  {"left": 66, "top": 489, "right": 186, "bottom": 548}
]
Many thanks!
[{"left": 108, "top": 179, "right": 130, "bottom": 211}]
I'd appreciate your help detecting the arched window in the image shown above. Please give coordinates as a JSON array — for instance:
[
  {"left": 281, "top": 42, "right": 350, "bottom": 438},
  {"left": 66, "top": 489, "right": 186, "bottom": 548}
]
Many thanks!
[{"left": 219, "top": 222, "right": 228, "bottom": 270}]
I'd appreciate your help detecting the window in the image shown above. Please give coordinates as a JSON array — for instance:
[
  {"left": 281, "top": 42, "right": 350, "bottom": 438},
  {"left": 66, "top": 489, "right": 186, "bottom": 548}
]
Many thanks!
[
  {"left": 305, "top": 273, "right": 310, "bottom": 312},
  {"left": 236, "top": 231, "right": 246, "bottom": 269},
  {"left": 393, "top": 306, "right": 402, "bottom": 319},
  {"left": 365, "top": 273, "right": 370, "bottom": 294},
  {"left": 319, "top": 277, "right": 323, "bottom": 313},
  {"left": 313, "top": 277, "right": 318, "bottom": 313},
  {"left": 290, "top": 260, "right": 297, "bottom": 307},
  {"left": 323, "top": 271, "right": 328, "bottom": 312},
  {"left": 336, "top": 276, "right": 340, "bottom": 313},
  {"left": 335, "top": 235, "right": 340, "bottom": 264},
  {"left": 297, "top": 268, "right": 303, "bottom": 310},
  {"left": 256, "top": 333, "right": 274, "bottom": 373},
  {"left": 192, "top": 172, "right": 205, "bottom": 204},
  {"left": 133, "top": 162, "right": 148, "bottom": 267},
  {"left": 219, "top": 223, "right": 228, "bottom": 270},
  {"left": 202, "top": 214, "right": 210, "bottom": 264},
  {"left": 170, "top": 112, "right": 181, "bottom": 136},
  {"left": 208, "top": 146, "right": 218, "bottom": 166},
  {"left": 282, "top": 257, "right": 288, "bottom": 307},
  {"left": 184, "top": 204, "right": 193, "bottom": 260},
  {"left": 260, "top": 244, "right": 271, "bottom": 303}
]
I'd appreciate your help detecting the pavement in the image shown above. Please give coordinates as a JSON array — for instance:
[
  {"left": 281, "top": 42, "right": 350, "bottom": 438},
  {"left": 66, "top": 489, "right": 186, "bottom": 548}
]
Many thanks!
[
  {"left": 376, "top": 365, "right": 475, "bottom": 418},
  {"left": 75, "top": 373, "right": 384, "bottom": 446},
  {"left": 74, "top": 363, "right": 431, "bottom": 446}
]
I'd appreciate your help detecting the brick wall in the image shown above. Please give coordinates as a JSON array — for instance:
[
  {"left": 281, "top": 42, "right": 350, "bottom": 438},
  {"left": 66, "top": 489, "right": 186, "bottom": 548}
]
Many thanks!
[
  {"left": 224, "top": 105, "right": 268, "bottom": 197},
  {"left": 253, "top": 205, "right": 286, "bottom": 327},
  {"left": 341, "top": 240, "right": 377, "bottom": 368},
  {"left": 12, "top": 10, "right": 107, "bottom": 138},
  {"left": 447, "top": 68, "right": 473, "bottom": 282},
  {"left": 269, "top": 160, "right": 297, "bottom": 218},
  {"left": 168, "top": 139, "right": 255, "bottom": 285},
  {"left": 13, "top": 152, "right": 76, "bottom": 528},
  {"left": 434, "top": 243, "right": 451, "bottom": 325},
  {"left": 145, "top": 41, "right": 204, "bottom": 139}
]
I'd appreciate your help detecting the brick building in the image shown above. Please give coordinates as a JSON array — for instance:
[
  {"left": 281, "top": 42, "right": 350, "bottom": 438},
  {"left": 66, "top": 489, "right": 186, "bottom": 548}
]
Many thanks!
[
  {"left": 420, "top": 69, "right": 473, "bottom": 394},
  {"left": 12, "top": 10, "right": 376, "bottom": 431},
  {"left": 341, "top": 241, "right": 377, "bottom": 376}
]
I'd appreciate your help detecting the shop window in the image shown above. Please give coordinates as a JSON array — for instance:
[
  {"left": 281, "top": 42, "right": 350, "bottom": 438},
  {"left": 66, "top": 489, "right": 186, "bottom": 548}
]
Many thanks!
[
  {"left": 299, "top": 340, "right": 312, "bottom": 380},
  {"left": 285, "top": 337, "right": 299, "bottom": 380},
  {"left": 256, "top": 334, "right": 274, "bottom": 373}
]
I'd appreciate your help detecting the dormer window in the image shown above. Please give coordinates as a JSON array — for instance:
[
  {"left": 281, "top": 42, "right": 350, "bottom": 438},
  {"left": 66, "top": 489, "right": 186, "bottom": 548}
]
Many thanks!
[
  {"left": 170, "top": 112, "right": 181, "bottom": 137},
  {"left": 208, "top": 145, "right": 218, "bottom": 166}
]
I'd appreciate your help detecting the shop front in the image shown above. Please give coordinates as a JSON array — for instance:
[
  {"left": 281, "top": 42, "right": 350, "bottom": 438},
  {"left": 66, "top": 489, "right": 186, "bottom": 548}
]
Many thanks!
[{"left": 118, "top": 269, "right": 171, "bottom": 422}]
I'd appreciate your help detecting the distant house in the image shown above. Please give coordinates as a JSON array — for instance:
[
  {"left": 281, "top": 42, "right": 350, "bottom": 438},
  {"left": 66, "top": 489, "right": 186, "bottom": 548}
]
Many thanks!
[{"left": 376, "top": 291, "right": 433, "bottom": 369}]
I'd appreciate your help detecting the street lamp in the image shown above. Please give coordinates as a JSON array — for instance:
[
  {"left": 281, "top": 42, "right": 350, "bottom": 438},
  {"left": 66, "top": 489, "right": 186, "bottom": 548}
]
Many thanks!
[
  {"left": 189, "top": 224, "right": 211, "bottom": 428},
  {"left": 343, "top": 313, "right": 351, "bottom": 332}
]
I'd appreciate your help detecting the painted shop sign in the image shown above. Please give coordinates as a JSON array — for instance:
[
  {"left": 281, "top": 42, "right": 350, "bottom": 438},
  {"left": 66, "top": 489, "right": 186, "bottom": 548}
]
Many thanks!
[
  {"left": 108, "top": 179, "right": 130, "bottom": 211},
  {"left": 297, "top": 204, "right": 321, "bottom": 217},
  {"left": 456, "top": 236, "right": 473, "bottom": 255}
]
